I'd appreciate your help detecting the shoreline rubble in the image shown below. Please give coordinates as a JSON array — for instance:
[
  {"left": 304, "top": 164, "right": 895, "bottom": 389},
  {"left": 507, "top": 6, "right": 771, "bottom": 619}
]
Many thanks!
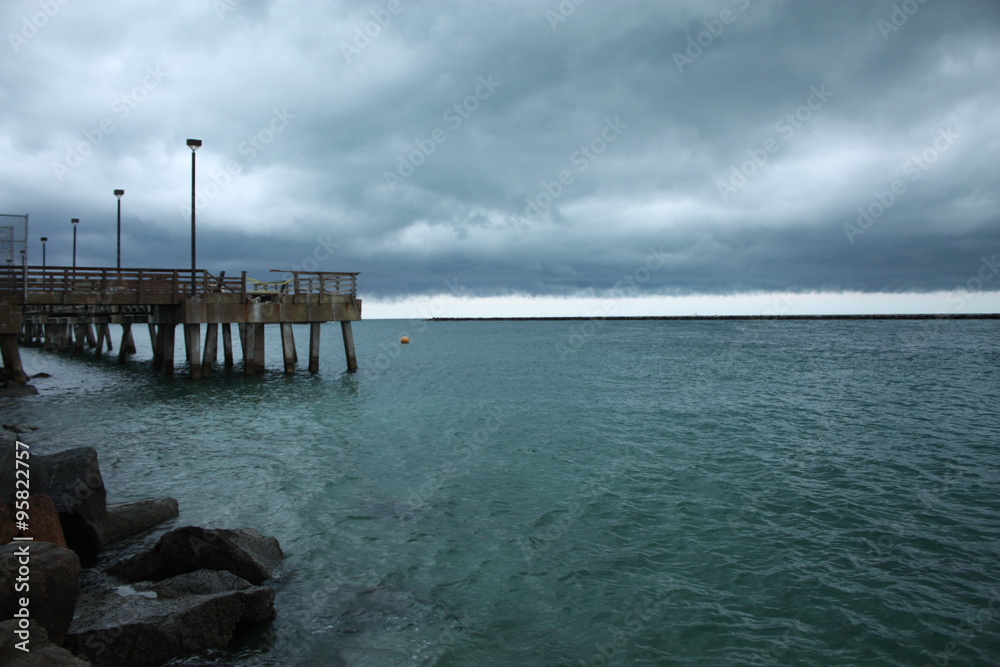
[{"left": 1, "top": 433, "right": 284, "bottom": 666}]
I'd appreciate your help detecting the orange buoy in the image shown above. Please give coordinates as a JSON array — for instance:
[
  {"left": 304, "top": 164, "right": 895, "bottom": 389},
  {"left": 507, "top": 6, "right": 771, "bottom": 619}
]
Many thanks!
[{"left": 400, "top": 336, "right": 410, "bottom": 344}]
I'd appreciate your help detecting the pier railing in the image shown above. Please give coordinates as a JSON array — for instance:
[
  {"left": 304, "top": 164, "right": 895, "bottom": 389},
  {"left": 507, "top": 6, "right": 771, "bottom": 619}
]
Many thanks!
[{"left": 0, "top": 266, "right": 358, "bottom": 305}]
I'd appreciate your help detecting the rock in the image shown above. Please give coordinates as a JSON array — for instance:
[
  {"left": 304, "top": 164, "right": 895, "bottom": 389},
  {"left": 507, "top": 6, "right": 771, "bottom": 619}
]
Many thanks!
[
  {"left": 65, "top": 569, "right": 276, "bottom": 666},
  {"left": 0, "top": 383, "right": 38, "bottom": 397},
  {"left": 100, "top": 497, "right": 179, "bottom": 546},
  {"left": 14, "top": 495, "right": 67, "bottom": 547},
  {"left": 0, "top": 447, "right": 109, "bottom": 565},
  {"left": 0, "top": 542, "right": 81, "bottom": 646},
  {"left": 108, "top": 526, "right": 284, "bottom": 586},
  {"left": 136, "top": 569, "right": 254, "bottom": 598},
  {"left": 0, "top": 501, "right": 14, "bottom": 545},
  {"left": 30, "top": 372, "right": 52, "bottom": 379},
  {"left": 0, "top": 619, "right": 91, "bottom": 666}
]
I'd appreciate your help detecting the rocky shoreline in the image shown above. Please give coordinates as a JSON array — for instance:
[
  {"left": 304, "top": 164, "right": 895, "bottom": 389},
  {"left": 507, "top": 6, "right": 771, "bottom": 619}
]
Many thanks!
[{"left": 1, "top": 429, "right": 284, "bottom": 666}]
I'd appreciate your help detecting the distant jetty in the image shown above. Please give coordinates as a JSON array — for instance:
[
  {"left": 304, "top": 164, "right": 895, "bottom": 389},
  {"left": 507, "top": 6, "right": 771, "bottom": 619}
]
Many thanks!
[{"left": 429, "top": 314, "right": 999, "bottom": 321}]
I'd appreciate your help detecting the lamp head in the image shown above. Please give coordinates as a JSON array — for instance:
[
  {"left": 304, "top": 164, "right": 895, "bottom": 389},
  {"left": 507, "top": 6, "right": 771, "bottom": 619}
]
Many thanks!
[
  {"left": 40, "top": 237, "right": 47, "bottom": 242},
  {"left": 114, "top": 189, "right": 125, "bottom": 198},
  {"left": 186, "top": 138, "right": 202, "bottom": 151},
  {"left": 71, "top": 218, "right": 79, "bottom": 225}
]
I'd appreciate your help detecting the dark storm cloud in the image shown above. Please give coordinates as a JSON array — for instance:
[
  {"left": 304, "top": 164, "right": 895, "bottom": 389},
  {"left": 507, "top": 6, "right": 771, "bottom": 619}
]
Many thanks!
[{"left": 2, "top": 0, "right": 998, "bottom": 302}]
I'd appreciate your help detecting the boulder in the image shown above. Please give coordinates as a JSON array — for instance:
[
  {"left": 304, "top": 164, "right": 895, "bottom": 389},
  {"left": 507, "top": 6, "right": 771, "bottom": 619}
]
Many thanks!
[
  {"left": 108, "top": 527, "right": 284, "bottom": 585},
  {"left": 0, "top": 383, "right": 38, "bottom": 397},
  {"left": 100, "top": 497, "right": 179, "bottom": 546},
  {"left": 0, "top": 542, "right": 81, "bottom": 646},
  {"left": 0, "top": 501, "right": 14, "bottom": 545},
  {"left": 65, "top": 570, "right": 275, "bottom": 666},
  {"left": 0, "top": 447, "right": 108, "bottom": 565},
  {"left": 136, "top": 569, "right": 256, "bottom": 598},
  {"left": 0, "top": 619, "right": 91, "bottom": 666},
  {"left": 21, "top": 494, "right": 68, "bottom": 547}
]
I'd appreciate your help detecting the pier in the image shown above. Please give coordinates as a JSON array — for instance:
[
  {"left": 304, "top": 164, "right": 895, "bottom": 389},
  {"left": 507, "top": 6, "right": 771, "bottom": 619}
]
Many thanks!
[{"left": 0, "top": 266, "right": 361, "bottom": 383}]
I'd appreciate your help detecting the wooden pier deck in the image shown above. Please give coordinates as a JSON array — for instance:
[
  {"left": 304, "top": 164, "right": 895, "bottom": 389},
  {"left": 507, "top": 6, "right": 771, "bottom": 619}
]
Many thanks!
[{"left": 0, "top": 266, "right": 361, "bottom": 383}]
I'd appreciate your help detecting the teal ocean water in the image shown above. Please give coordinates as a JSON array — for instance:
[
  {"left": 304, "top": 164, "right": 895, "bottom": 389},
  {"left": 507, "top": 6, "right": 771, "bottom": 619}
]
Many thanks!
[{"left": 4, "top": 319, "right": 1000, "bottom": 666}]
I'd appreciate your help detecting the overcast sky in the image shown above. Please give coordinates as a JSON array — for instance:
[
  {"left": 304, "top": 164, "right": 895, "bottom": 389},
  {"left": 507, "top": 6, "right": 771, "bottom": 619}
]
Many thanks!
[{"left": 2, "top": 0, "right": 998, "bottom": 317}]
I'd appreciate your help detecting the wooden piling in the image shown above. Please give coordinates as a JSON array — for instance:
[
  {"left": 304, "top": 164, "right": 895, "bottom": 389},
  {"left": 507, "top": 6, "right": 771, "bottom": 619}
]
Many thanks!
[
  {"left": 160, "top": 324, "right": 175, "bottom": 376},
  {"left": 280, "top": 323, "right": 296, "bottom": 374},
  {"left": 94, "top": 324, "right": 106, "bottom": 359},
  {"left": 151, "top": 325, "right": 163, "bottom": 371},
  {"left": 341, "top": 320, "right": 358, "bottom": 372},
  {"left": 0, "top": 335, "right": 28, "bottom": 384},
  {"left": 118, "top": 324, "right": 132, "bottom": 364},
  {"left": 74, "top": 324, "right": 86, "bottom": 355},
  {"left": 253, "top": 324, "right": 266, "bottom": 374},
  {"left": 84, "top": 323, "right": 97, "bottom": 349},
  {"left": 202, "top": 323, "right": 218, "bottom": 376},
  {"left": 46, "top": 323, "right": 61, "bottom": 351},
  {"left": 184, "top": 323, "right": 202, "bottom": 379},
  {"left": 241, "top": 324, "right": 252, "bottom": 372},
  {"left": 124, "top": 325, "right": 136, "bottom": 354},
  {"left": 102, "top": 323, "right": 113, "bottom": 351},
  {"left": 309, "top": 322, "right": 321, "bottom": 372},
  {"left": 222, "top": 323, "right": 234, "bottom": 368},
  {"left": 238, "top": 323, "right": 247, "bottom": 359},
  {"left": 243, "top": 323, "right": 265, "bottom": 375}
]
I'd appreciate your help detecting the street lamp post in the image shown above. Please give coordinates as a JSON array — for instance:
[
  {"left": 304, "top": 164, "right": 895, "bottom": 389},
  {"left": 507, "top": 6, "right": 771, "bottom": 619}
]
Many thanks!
[
  {"left": 114, "top": 189, "right": 125, "bottom": 269},
  {"left": 186, "top": 139, "right": 202, "bottom": 295},
  {"left": 40, "top": 237, "right": 47, "bottom": 268},
  {"left": 71, "top": 218, "right": 79, "bottom": 270}
]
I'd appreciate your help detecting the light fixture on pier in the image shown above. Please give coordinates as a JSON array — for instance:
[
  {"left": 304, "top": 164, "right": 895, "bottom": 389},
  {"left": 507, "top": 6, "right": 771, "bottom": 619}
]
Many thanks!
[
  {"left": 40, "top": 237, "right": 47, "bottom": 268},
  {"left": 186, "top": 138, "right": 202, "bottom": 296},
  {"left": 71, "top": 218, "right": 80, "bottom": 269},
  {"left": 114, "top": 189, "right": 125, "bottom": 269}
]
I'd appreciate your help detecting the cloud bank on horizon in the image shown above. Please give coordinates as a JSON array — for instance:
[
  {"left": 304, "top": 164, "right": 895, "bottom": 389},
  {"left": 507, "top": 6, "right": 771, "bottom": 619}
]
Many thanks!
[{"left": 2, "top": 0, "right": 998, "bottom": 313}]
